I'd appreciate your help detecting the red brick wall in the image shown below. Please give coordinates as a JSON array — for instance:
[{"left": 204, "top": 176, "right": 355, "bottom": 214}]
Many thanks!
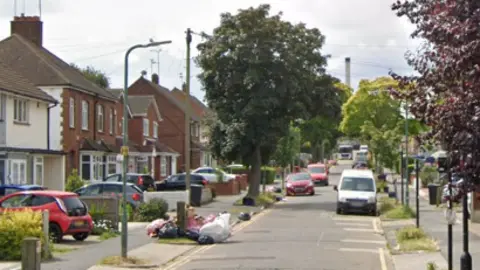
[{"left": 61, "top": 88, "right": 121, "bottom": 176}]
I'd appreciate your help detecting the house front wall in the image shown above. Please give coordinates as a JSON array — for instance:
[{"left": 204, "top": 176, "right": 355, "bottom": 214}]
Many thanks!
[
  {"left": 37, "top": 86, "right": 63, "bottom": 151},
  {"left": 4, "top": 93, "right": 49, "bottom": 149}
]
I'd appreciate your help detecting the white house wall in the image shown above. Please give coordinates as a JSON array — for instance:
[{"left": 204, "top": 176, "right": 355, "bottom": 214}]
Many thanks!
[
  {"left": 5, "top": 94, "right": 48, "bottom": 149},
  {"left": 38, "top": 87, "right": 63, "bottom": 151}
]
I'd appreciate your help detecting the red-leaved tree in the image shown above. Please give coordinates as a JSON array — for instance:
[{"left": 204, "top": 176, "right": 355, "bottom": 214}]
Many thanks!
[{"left": 389, "top": 0, "right": 480, "bottom": 188}]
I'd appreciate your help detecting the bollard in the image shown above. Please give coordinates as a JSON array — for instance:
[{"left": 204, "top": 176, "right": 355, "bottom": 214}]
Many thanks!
[
  {"left": 176, "top": 201, "right": 186, "bottom": 230},
  {"left": 42, "top": 210, "right": 50, "bottom": 258},
  {"left": 22, "top": 237, "right": 41, "bottom": 270}
]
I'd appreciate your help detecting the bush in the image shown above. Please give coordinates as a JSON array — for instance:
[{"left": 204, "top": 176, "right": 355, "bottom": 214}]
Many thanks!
[
  {"left": 0, "top": 210, "right": 50, "bottom": 260},
  {"left": 66, "top": 169, "right": 86, "bottom": 192},
  {"left": 396, "top": 226, "right": 426, "bottom": 241},
  {"left": 379, "top": 197, "right": 396, "bottom": 213},
  {"left": 89, "top": 203, "right": 116, "bottom": 235},
  {"left": 384, "top": 204, "right": 416, "bottom": 219},
  {"left": 261, "top": 167, "right": 276, "bottom": 184},
  {"left": 136, "top": 199, "right": 168, "bottom": 222}
]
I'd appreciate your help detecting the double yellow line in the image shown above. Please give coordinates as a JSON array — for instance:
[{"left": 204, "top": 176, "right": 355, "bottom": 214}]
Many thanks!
[{"left": 161, "top": 209, "right": 272, "bottom": 270}]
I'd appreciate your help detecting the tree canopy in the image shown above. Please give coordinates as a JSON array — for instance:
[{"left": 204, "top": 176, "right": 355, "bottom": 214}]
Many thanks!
[
  {"left": 71, "top": 63, "right": 111, "bottom": 89},
  {"left": 196, "top": 4, "right": 337, "bottom": 196}
]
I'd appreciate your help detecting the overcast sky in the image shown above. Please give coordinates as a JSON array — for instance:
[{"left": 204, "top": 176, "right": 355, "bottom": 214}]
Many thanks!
[{"left": 0, "top": 0, "right": 421, "bottom": 102}]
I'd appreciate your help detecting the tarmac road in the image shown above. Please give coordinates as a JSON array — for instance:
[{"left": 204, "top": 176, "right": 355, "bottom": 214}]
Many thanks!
[{"left": 165, "top": 162, "right": 394, "bottom": 270}]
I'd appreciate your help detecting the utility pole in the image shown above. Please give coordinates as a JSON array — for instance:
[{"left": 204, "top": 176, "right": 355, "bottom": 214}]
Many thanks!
[
  {"left": 405, "top": 101, "right": 410, "bottom": 207},
  {"left": 151, "top": 49, "right": 161, "bottom": 74},
  {"left": 184, "top": 28, "right": 192, "bottom": 205}
]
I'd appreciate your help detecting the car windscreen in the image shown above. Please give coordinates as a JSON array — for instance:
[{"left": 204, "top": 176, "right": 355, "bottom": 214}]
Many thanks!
[
  {"left": 340, "top": 177, "right": 374, "bottom": 191},
  {"left": 339, "top": 147, "right": 353, "bottom": 153},
  {"left": 127, "top": 185, "right": 143, "bottom": 193},
  {"left": 308, "top": 167, "right": 325, "bottom": 173},
  {"left": 289, "top": 173, "right": 311, "bottom": 181}
]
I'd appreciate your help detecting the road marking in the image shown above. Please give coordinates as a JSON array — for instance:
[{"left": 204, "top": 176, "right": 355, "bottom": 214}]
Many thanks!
[
  {"left": 338, "top": 248, "right": 379, "bottom": 253},
  {"left": 379, "top": 248, "right": 388, "bottom": 270},
  {"left": 343, "top": 228, "right": 376, "bottom": 232},
  {"left": 341, "top": 239, "right": 386, "bottom": 244},
  {"left": 335, "top": 222, "right": 371, "bottom": 227},
  {"left": 316, "top": 232, "right": 324, "bottom": 246},
  {"left": 332, "top": 217, "right": 374, "bottom": 222},
  {"left": 163, "top": 209, "right": 272, "bottom": 270},
  {"left": 372, "top": 218, "right": 382, "bottom": 233}
]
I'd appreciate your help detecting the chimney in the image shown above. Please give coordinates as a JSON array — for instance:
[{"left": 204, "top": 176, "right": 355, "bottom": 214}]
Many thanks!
[
  {"left": 151, "top": 73, "right": 159, "bottom": 84},
  {"left": 182, "top": 82, "right": 187, "bottom": 92},
  {"left": 345, "top": 57, "right": 351, "bottom": 87},
  {"left": 11, "top": 14, "right": 43, "bottom": 47}
]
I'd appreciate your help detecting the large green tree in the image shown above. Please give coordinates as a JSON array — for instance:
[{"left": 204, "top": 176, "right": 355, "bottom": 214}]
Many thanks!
[
  {"left": 71, "top": 63, "right": 111, "bottom": 89},
  {"left": 196, "top": 4, "right": 333, "bottom": 197}
]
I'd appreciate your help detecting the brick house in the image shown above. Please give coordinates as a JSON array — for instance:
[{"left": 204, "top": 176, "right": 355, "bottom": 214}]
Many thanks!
[
  {"left": 127, "top": 73, "right": 204, "bottom": 172},
  {"left": 170, "top": 87, "right": 217, "bottom": 167},
  {"left": 109, "top": 89, "right": 179, "bottom": 180},
  {"left": 0, "top": 15, "right": 125, "bottom": 183},
  {"left": 0, "top": 62, "right": 66, "bottom": 189}
]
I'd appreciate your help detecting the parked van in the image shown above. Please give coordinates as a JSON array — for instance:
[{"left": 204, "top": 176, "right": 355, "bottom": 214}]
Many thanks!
[{"left": 334, "top": 169, "right": 377, "bottom": 216}]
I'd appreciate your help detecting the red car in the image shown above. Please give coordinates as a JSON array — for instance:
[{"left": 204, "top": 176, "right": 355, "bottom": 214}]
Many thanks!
[
  {"left": 0, "top": 190, "right": 93, "bottom": 243},
  {"left": 307, "top": 163, "right": 329, "bottom": 186},
  {"left": 286, "top": 172, "right": 315, "bottom": 196}
]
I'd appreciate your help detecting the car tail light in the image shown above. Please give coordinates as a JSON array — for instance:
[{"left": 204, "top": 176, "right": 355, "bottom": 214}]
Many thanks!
[
  {"left": 138, "top": 176, "right": 144, "bottom": 186},
  {"left": 202, "top": 179, "right": 208, "bottom": 186},
  {"left": 55, "top": 198, "right": 67, "bottom": 214},
  {"left": 132, "top": 193, "right": 141, "bottom": 201}
]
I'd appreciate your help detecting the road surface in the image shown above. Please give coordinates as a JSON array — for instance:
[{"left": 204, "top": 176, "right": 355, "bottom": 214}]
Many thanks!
[{"left": 166, "top": 162, "right": 394, "bottom": 270}]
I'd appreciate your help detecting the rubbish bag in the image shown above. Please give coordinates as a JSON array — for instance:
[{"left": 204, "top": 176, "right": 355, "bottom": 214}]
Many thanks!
[
  {"left": 185, "top": 230, "right": 200, "bottom": 241},
  {"left": 146, "top": 219, "right": 168, "bottom": 236},
  {"left": 199, "top": 213, "right": 231, "bottom": 243},
  {"left": 158, "top": 222, "right": 179, "bottom": 239},
  {"left": 238, "top": 212, "right": 251, "bottom": 221},
  {"left": 197, "top": 235, "right": 215, "bottom": 245},
  {"left": 242, "top": 197, "right": 255, "bottom": 206}
]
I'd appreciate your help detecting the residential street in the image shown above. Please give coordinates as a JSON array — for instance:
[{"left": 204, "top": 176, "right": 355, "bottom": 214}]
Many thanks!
[{"left": 167, "top": 162, "right": 393, "bottom": 270}]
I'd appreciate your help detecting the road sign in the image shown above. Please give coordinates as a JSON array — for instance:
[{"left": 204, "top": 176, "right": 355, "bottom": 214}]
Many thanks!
[{"left": 121, "top": 146, "right": 129, "bottom": 157}]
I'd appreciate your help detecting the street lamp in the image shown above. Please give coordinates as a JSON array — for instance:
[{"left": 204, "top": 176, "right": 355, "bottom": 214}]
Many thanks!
[{"left": 121, "top": 39, "right": 171, "bottom": 258}]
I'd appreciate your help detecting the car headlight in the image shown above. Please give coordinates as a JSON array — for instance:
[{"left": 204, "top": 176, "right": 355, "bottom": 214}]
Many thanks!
[
  {"left": 308, "top": 181, "right": 314, "bottom": 187},
  {"left": 286, "top": 183, "right": 292, "bottom": 188},
  {"left": 368, "top": 197, "right": 376, "bottom": 203},
  {"left": 338, "top": 197, "right": 347, "bottom": 202}
]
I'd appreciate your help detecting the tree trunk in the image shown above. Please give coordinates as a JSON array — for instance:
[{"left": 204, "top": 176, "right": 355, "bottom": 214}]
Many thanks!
[{"left": 247, "top": 145, "right": 262, "bottom": 198}]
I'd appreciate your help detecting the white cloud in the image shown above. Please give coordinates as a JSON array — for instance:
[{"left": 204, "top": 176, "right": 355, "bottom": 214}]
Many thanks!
[{"left": 0, "top": 0, "right": 422, "bottom": 100}]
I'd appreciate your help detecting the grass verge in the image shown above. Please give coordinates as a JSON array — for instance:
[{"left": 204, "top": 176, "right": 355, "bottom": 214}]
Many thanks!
[
  {"left": 396, "top": 226, "right": 438, "bottom": 252},
  {"left": 99, "top": 230, "right": 120, "bottom": 241},
  {"left": 52, "top": 246, "right": 77, "bottom": 254},
  {"left": 233, "top": 192, "right": 278, "bottom": 207},
  {"left": 380, "top": 197, "right": 416, "bottom": 219},
  {"left": 158, "top": 237, "right": 197, "bottom": 245},
  {"left": 99, "top": 256, "right": 147, "bottom": 266}
]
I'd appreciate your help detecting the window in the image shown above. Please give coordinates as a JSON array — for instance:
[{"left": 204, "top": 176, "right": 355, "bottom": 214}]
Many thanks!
[
  {"left": 69, "top": 98, "right": 75, "bottom": 128},
  {"left": 0, "top": 94, "right": 6, "bottom": 121},
  {"left": 30, "top": 196, "right": 55, "bottom": 206},
  {"left": 0, "top": 194, "right": 30, "bottom": 208},
  {"left": 93, "top": 155, "right": 104, "bottom": 181},
  {"left": 105, "top": 174, "right": 120, "bottom": 182},
  {"left": 136, "top": 156, "right": 148, "bottom": 173},
  {"left": 81, "top": 100, "right": 89, "bottom": 130},
  {"left": 80, "top": 154, "right": 105, "bottom": 181},
  {"left": 195, "top": 124, "right": 200, "bottom": 137},
  {"left": 153, "top": 121, "right": 158, "bottom": 138},
  {"left": 83, "top": 184, "right": 101, "bottom": 195},
  {"left": 113, "top": 110, "right": 117, "bottom": 135},
  {"left": 160, "top": 156, "right": 167, "bottom": 177},
  {"left": 8, "top": 160, "right": 26, "bottom": 185},
  {"left": 109, "top": 108, "right": 113, "bottom": 134},
  {"left": 13, "top": 99, "right": 28, "bottom": 123},
  {"left": 102, "top": 184, "right": 122, "bottom": 194},
  {"left": 190, "top": 123, "right": 195, "bottom": 136},
  {"left": 143, "top": 118, "right": 149, "bottom": 136},
  {"left": 81, "top": 154, "right": 91, "bottom": 180},
  {"left": 97, "top": 104, "right": 104, "bottom": 132},
  {"left": 34, "top": 157, "right": 44, "bottom": 186},
  {"left": 107, "top": 155, "right": 117, "bottom": 175}
]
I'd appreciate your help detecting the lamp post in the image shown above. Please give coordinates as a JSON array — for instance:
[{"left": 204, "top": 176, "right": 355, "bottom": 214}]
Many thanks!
[
  {"left": 121, "top": 40, "right": 171, "bottom": 258},
  {"left": 404, "top": 101, "right": 410, "bottom": 208},
  {"left": 460, "top": 155, "right": 472, "bottom": 270}
]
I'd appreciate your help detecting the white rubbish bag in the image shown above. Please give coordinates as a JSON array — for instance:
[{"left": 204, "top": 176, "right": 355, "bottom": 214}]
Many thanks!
[{"left": 198, "top": 213, "right": 231, "bottom": 243}]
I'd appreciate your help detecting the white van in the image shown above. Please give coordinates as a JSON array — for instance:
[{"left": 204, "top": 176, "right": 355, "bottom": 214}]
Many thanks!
[
  {"left": 334, "top": 169, "right": 377, "bottom": 216},
  {"left": 360, "top": 145, "right": 368, "bottom": 151}
]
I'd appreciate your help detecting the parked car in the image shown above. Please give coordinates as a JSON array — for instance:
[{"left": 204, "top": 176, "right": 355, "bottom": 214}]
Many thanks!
[
  {"left": 0, "top": 190, "right": 93, "bottom": 243},
  {"left": 307, "top": 163, "right": 329, "bottom": 186},
  {"left": 334, "top": 169, "right": 377, "bottom": 216},
  {"left": 74, "top": 182, "right": 144, "bottom": 209},
  {"left": 0, "top": 184, "right": 44, "bottom": 197},
  {"left": 156, "top": 173, "right": 209, "bottom": 191},
  {"left": 103, "top": 173, "right": 155, "bottom": 191},
  {"left": 192, "top": 167, "right": 236, "bottom": 183},
  {"left": 328, "top": 160, "right": 337, "bottom": 166},
  {"left": 285, "top": 172, "right": 315, "bottom": 196}
]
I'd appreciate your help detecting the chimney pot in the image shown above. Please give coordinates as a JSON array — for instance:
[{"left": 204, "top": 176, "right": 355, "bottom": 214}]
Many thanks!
[
  {"left": 182, "top": 82, "right": 187, "bottom": 92},
  {"left": 152, "top": 73, "right": 159, "bottom": 84},
  {"left": 11, "top": 15, "right": 43, "bottom": 46}
]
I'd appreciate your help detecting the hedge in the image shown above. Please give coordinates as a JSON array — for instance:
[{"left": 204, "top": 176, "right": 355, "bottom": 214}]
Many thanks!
[
  {"left": 224, "top": 166, "right": 276, "bottom": 184},
  {"left": 0, "top": 210, "right": 50, "bottom": 260}
]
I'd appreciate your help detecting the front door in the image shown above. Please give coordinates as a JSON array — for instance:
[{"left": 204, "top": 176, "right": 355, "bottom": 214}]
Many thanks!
[{"left": 0, "top": 160, "right": 4, "bottom": 185}]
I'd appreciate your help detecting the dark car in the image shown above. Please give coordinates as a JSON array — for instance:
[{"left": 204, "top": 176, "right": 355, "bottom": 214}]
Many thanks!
[
  {"left": 0, "top": 184, "right": 44, "bottom": 197},
  {"left": 103, "top": 173, "right": 155, "bottom": 191},
  {"left": 156, "top": 173, "right": 208, "bottom": 191},
  {"left": 74, "top": 182, "right": 144, "bottom": 208}
]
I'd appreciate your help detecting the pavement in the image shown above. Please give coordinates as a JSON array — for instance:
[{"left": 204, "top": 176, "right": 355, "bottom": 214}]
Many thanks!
[{"left": 159, "top": 162, "right": 394, "bottom": 270}]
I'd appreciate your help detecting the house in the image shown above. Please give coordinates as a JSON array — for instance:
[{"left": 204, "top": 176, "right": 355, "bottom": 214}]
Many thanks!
[
  {"left": 127, "top": 73, "right": 205, "bottom": 172},
  {"left": 170, "top": 87, "right": 216, "bottom": 167},
  {"left": 0, "top": 15, "right": 125, "bottom": 183},
  {"left": 109, "top": 89, "right": 179, "bottom": 179},
  {"left": 0, "top": 62, "right": 66, "bottom": 189}
]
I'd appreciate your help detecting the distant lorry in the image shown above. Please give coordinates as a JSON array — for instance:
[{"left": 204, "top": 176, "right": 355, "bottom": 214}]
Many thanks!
[{"left": 338, "top": 145, "right": 353, "bottom": 160}]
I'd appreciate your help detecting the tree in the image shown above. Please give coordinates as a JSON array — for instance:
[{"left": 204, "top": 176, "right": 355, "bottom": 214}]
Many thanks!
[
  {"left": 273, "top": 124, "right": 301, "bottom": 168},
  {"left": 71, "top": 63, "right": 111, "bottom": 89},
  {"left": 390, "top": 0, "right": 480, "bottom": 185},
  {"left": 196, "top": 4, "right": 333, "bottom": 197}
]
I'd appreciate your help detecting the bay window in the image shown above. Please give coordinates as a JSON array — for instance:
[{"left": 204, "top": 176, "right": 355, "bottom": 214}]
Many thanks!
[
  {"left": 160, "top": 156, "right": 167, "bottom": 177},
  {"left": 80, "top": 153, "right": 105, "bottom": 181},
  {"left": 107, "top": 155, "right": 117, "bottom": 175},
  {"left": 136, "top": 156, "right": 148, "bottom": 173},
  {"left": 8, "top": 159, "right": 26, "bottom": 185}
]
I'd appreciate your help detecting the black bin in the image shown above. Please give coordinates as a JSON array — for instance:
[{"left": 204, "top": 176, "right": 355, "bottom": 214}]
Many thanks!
[
  {"left": 190, "top": 184, "right": 203, "bottom": 207},
  {"left": 428, "top": 184, "right": 440, "bottom": 205}
]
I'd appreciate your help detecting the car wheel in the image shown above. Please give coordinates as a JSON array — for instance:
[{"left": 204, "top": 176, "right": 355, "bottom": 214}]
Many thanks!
[
  {"left": 325, "top": 181, "right": 329, "bottom": 186},
  {"left": 370, "top": 207, "right": 377, "bottom": 216},
  {"left": 73, "top": 233, "right": 89, "bottom": 241},
  {"left": 49, "top": 223, "right": 63, "bottom": 243},
  {"left": 336, "top": 208, "right": 342, "bottom": 215}
]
